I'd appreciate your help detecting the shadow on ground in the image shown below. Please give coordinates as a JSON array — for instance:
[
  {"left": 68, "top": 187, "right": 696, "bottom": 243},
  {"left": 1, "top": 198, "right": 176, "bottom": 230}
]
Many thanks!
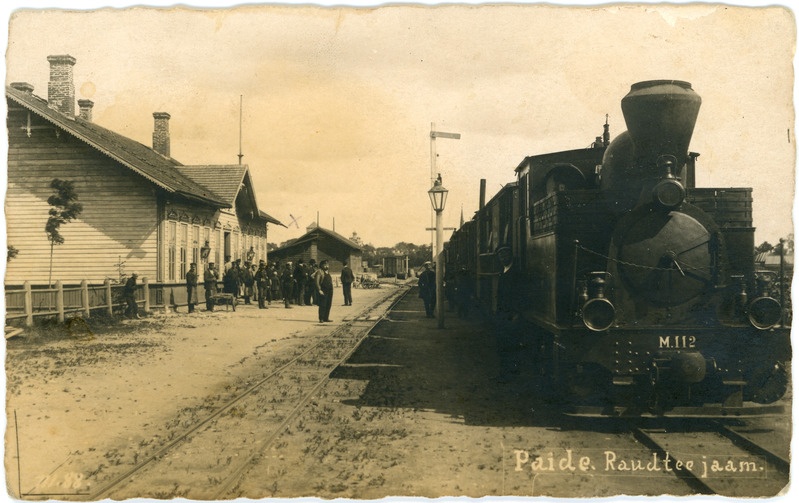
[{"left": 331, "top": 288, "right": 577, "bottom": 429}]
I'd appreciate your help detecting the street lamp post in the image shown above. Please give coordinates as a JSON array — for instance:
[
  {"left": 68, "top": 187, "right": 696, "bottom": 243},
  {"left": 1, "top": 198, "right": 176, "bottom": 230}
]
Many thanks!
[
  {"left": 428, "top": 174, "right": 448, "bottom": 329},
  {"left": 429, "top": 123, "right": 460, "bottom": 261}
]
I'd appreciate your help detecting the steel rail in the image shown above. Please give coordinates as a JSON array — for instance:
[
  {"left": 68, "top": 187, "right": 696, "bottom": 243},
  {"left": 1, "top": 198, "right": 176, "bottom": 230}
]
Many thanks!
[
  {"left": 88, "top": 285, "right": 409, "bottom": 500},
  {"left": 630, "top": 427, "right": 716, "bottom": 495},
  {"left": 631, "top": 420, "right": 789, "bottom": 496},
  {"left": 710, "top": 420, "right": 790, "bottom": 474},
  {"left": 210, "top": 286, "right": 412, "bottom": 498}
]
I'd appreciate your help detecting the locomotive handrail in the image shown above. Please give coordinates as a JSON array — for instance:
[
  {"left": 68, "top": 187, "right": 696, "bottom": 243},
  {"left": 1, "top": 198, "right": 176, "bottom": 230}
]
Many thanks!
[{"left": 575, "top": 243, "right": 713, "bottom": 273}]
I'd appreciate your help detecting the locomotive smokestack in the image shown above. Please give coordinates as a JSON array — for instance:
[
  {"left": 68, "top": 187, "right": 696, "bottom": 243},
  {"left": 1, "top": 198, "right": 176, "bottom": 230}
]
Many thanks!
[
  {"left": 621, "top": 80, "right": 701, "bottom": 169},
  {"left": 603, "top": 114, "right": 610, "bottom": 146}
]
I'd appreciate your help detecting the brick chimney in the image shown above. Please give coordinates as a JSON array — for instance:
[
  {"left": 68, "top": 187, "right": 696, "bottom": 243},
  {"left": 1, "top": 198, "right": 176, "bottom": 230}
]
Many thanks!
[
  {"left": 10, "top": 82, "right": 34, "bottom": 94},
  {"left": 152, "top": 112, "right": 171, "bottom": 157},
  {"left": 78, "top": 99, "right": 94, "bottom": 122},
  {"left": 47, "top": 55, "right": 76, "bottom": 116}
]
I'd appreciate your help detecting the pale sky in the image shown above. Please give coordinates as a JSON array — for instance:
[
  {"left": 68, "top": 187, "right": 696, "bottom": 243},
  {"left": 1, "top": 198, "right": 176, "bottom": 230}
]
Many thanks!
[{"left": 2, "top": 1, "right": 796, "bottom": 249}]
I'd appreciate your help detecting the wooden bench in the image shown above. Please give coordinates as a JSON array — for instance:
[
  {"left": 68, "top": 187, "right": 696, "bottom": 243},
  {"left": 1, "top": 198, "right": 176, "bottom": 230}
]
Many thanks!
[{"left": 210, "top": 293, "right": 237, "bottom": 311}]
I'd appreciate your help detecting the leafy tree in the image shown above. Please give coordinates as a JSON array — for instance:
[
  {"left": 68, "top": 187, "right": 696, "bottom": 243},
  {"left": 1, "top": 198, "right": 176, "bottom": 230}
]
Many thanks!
[
  {"left": 7, "top": 245, "right": 19, "bottom": 262},
  {"left": 45, "top": 179, "right": 83, "bottom": 285},
  {"left": 755, "top": 241, "right": 774, "bottom": 254}
]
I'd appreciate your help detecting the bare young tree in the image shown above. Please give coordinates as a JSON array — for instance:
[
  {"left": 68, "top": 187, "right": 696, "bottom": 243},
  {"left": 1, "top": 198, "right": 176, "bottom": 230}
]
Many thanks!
[{"left": 45, "top": 178, "right": 83, "bottom": 286}]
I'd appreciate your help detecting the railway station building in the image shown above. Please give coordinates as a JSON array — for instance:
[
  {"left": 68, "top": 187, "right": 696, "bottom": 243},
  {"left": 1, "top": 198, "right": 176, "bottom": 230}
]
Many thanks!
[
  {"left": 268, "top": 224, "right": 363, "bottom": 274},
  {"left": 5, "top": 54, "right": 284, "bottom": 287}
]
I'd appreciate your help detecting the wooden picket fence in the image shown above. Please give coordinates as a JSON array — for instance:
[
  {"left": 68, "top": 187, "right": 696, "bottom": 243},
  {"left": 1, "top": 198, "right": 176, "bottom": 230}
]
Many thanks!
[{"left": 4, "top": 278, "right": 218, "bottom": 327}]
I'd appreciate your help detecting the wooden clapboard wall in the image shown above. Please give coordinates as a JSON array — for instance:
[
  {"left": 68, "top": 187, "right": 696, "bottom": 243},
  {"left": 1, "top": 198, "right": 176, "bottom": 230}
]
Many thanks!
[{"left": 5, "top": 105, "right": 160, "bottom": 285}]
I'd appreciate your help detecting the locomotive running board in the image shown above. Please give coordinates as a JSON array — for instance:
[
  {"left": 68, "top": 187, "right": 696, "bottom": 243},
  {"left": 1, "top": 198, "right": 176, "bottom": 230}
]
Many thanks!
[{"left": 564, "top": 404, "right": 786, "bottom": 418}]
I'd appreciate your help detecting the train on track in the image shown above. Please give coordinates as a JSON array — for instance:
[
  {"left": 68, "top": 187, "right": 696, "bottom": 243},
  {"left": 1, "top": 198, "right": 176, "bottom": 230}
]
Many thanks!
[{"left": 444, "top": 80, "right": 791, "bottom": 417}]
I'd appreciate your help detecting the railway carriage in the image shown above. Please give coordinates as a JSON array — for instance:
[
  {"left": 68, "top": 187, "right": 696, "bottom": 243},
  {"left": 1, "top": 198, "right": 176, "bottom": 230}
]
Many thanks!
[{"left": 447, "top": 80, "right": 791, "bottom": 416}]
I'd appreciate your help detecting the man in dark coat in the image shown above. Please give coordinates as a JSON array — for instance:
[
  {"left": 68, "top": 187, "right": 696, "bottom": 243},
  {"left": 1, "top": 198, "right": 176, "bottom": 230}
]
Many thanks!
[
  {"left": 293, "top": 259, "right": 308, "bottom": 306},
  {"left": 315, "top": 260, "right": 334, "bottom": 322},
  {"left": 268, "top": 263, "right": 281, "bottom": 305},
  {"left": 305, "top": 259, "right": 318, "bottom": 306},
  {"left": 418, "top": 262, "right": 436, "bottom": 318},
  {"left": 204, "top": 263, "right": 219, "bottom": 311},
  {"left": 124, "top": 272, "right": 140, "bottom": 319},
  {"left": 340, "top": 260, "right": 355, "bottom": 306},
  {"left": 186, "top": 263, "right": 199, "bottom": 313},
  {"left": 281, "top": 263, "right": 295, "bottom": 308},
  {"left": 241, "top": 262, "right": 254, "bottom": 304},
  {"left": 254, "top": 261, "right": 269, "bottom": 309}
]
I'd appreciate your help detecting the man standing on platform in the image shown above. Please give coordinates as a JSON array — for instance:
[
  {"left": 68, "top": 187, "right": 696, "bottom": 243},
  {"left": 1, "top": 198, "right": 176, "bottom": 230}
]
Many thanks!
[
  {"left": 254, "top": 260, "right": 269, "bottom": 309},
  {"left": 186, "top": 263, "right": 199, "bottom": 313},
  {"left": 281, "top": 262, "right": 295, "bottom": 308},
  {"left": 241, "top": 261, "right": 254, "bottom": 305},
  {"left": 293, "top": 259, "right": 308, "bottom": 306},
  {"left": 340, "top": 260, "right": 355, "bottom": 306},
  {"left": 418, "top": 262, "right": 436, "bottom": 318},
  {"left": 316, "top": 259, "right": 334, "bottom": 322},
  {"left": 204, "top": 262, "right": 219, "bottom": 312},
  {"left": 305, "top": 259, "right": 318, "bottom": 306}
]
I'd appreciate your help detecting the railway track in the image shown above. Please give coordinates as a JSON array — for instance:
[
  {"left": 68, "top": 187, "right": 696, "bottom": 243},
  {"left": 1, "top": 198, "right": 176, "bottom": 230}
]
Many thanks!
[
  {"left": 630, "top": 418, "right": 790, "bottom": 496},
  {"left": 82, "top": 285, "right": 411, "bottom": 500}
]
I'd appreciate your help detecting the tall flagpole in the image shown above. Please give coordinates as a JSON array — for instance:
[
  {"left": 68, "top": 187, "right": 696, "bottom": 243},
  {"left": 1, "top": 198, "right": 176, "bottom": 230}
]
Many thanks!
[{"left": 237, "top": 95, "right": 244, "bottom": 165}]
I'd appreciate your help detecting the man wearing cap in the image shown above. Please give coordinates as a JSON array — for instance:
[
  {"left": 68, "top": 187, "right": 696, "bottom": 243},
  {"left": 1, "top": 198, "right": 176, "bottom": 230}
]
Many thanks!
[
  {"left": 254, "top": 261, "right": 270, "bottom": 309},
  {"left": 124, "top": 272, "right": 140, "bottom": 319},
  {"left": 204, "top": 263, "right": 219, "bottom": 312},
  {"left": 418, "top": 262, "right": 436, "bottom": 318},
  {"left": 241, "top": 261, "right": 254, "bottom": 305},
  {"left": 340, "top": 260, "right": 355, "bottom": 306},
  {"left": 186, "top": 263, "right": 199, "bottom": 313},
  {"left": 281, "top": 262, "right": 294, "bottom": 308}
]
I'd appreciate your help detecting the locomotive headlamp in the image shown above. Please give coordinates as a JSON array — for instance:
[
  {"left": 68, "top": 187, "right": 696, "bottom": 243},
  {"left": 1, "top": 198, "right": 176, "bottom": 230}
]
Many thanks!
[
  {"left": 748, "top": 297, "right": 782, "bottom": 330},
  {"left": 748, "top": 271, "right": 783, "bottom": 330},
  {"left": 581, "top": 272, "right": 616, "bottom": 332},
  {"left": 652, "top": 179, "right": 686, "bottom": 208},
  {"left": 652, "top": 155, "right": 685, "bottom": 208}
]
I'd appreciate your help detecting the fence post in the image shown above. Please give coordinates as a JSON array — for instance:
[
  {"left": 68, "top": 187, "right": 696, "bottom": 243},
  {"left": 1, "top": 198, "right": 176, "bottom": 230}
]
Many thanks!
[
  {"left": 143, "top": 277, "right": 150, "bottom": 313},
  {"left": 81, "top": 280, "right": 90, "bottom": 318},
  {"left": 55, "top": 281, "right": 65, "bottom": 323},
  {"left": 105, "top": 278, "right": 113, "bottom": 316},
  {"left": 23, "top": 281, "right": 33, "bottom": 327}
]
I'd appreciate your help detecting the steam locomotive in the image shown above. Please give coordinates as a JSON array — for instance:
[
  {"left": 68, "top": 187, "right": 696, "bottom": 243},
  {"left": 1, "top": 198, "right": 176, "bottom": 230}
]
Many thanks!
[{"left": 445, "top": 80, "right": 791, "bottom": 416}]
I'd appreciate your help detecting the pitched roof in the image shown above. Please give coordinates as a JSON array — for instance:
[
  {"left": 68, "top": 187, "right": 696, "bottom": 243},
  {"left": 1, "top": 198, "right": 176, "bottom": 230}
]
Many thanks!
[
  {"left": 7, "top": 85, "right": 227, "bottom": 207},
  {"left": 273, "top": 226, "right": 362, "bottom": 253},
  {"left": 175, "top": 165, "right": 286, "bottom": 227},
  {"left": 174, "top": 164, "right": 247, "bottom": 206},
  {"left": 259, "top": 210, "right": 287, "bottom": 227}
]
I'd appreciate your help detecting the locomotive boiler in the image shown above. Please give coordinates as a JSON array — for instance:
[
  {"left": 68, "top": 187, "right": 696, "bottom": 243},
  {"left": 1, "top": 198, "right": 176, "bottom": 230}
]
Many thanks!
[{"left": 446, "top": 80, "right": 791, "bottom": 416}]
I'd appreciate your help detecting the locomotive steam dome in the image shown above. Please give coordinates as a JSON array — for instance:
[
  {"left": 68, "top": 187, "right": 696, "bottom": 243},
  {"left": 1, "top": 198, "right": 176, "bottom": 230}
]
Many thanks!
[{"left": 621, "top": 80, "right": 701, "bottom": 168}]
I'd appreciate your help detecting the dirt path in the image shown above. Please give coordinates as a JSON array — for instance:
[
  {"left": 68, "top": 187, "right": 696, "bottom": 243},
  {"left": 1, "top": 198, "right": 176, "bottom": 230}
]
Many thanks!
[{"left": 4, "top": 285, "right": 392, "bottom": 498}]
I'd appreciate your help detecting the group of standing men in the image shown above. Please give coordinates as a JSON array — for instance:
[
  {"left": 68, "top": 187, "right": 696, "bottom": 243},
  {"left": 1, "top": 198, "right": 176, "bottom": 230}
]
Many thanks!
[{"left": 184, "top": 257, "right": 357, "bottom": 324}]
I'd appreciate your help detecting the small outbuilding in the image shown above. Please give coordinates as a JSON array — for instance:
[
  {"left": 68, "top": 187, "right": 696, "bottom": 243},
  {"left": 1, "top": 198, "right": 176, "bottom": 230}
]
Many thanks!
[{"left": 268, "top": 225, "right": 362, "bottom": 274}]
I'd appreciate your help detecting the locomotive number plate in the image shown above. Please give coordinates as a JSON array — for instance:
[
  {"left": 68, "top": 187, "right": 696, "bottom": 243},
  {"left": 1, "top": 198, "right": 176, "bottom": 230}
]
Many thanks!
[{"left": 658, "top": 335, "right": 697, "bottom": 349}]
